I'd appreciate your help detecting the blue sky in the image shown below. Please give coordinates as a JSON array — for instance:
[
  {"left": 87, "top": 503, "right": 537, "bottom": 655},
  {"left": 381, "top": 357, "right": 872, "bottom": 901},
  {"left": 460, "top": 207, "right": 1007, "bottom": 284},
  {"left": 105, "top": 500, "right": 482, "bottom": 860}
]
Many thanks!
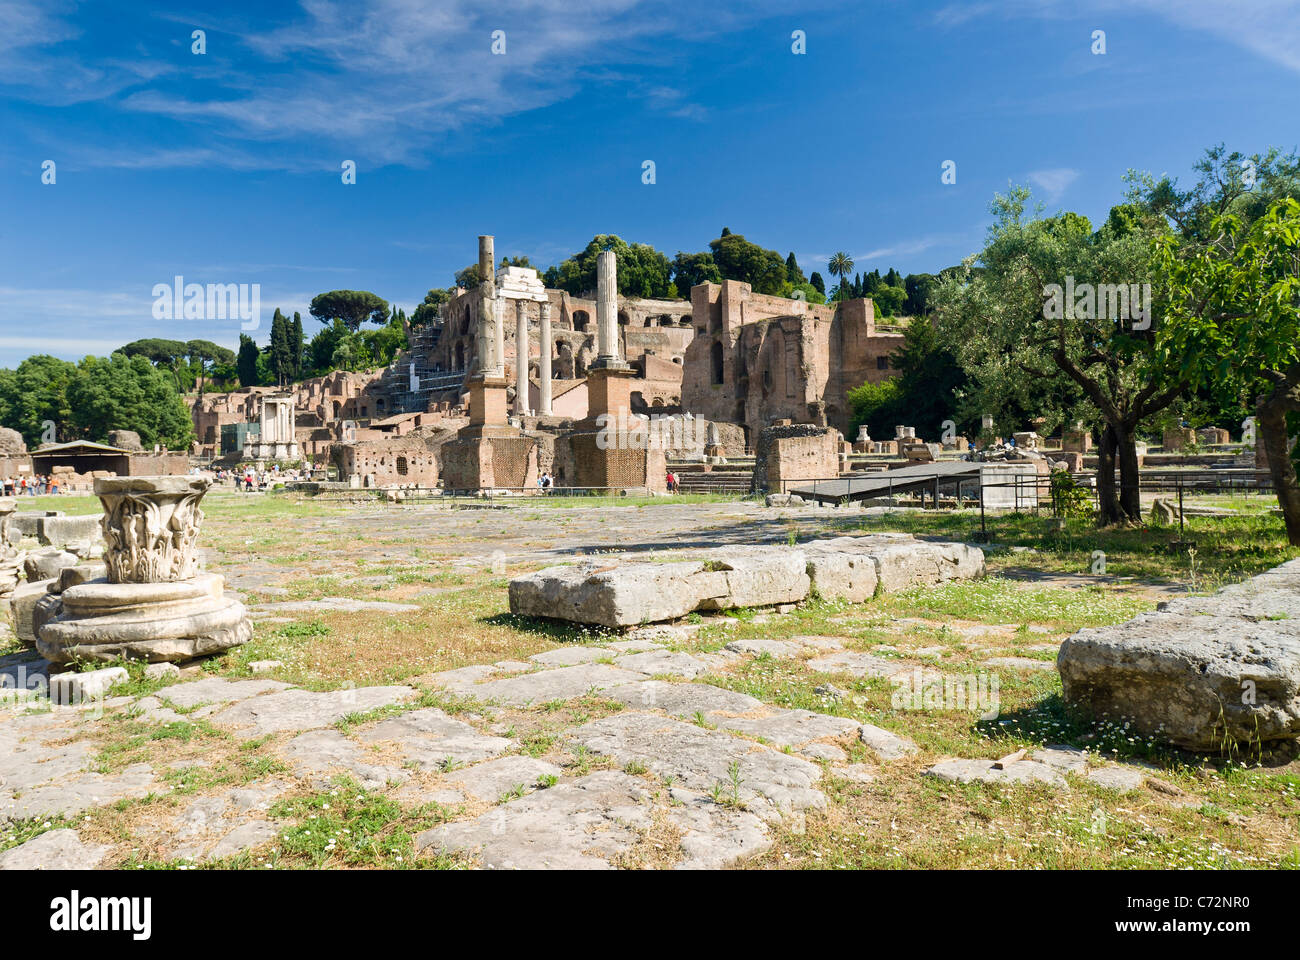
[{"left": 1, "top": 0, "right": 1298, "bottom": 367}]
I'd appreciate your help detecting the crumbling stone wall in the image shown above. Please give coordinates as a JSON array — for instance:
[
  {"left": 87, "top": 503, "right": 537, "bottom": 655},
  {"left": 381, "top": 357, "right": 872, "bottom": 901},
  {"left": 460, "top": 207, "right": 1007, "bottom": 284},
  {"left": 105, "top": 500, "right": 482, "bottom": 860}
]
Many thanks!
[
  {"left": 752, "top": 423, "right": 840, "bottom": 492},
  {"left": 681, "top": 280, "right": 903, "bottom": 440},
  {"left": 332, "top": 431, "right": 448, "bottom": 488}
]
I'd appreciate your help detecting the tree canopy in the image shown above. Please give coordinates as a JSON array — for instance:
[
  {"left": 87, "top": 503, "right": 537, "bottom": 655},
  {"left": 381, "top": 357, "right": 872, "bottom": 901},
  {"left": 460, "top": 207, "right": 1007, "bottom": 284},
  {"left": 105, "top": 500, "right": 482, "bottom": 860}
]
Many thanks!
[{"left": 309, "top": 290, "right": 389, "bottom": 332}]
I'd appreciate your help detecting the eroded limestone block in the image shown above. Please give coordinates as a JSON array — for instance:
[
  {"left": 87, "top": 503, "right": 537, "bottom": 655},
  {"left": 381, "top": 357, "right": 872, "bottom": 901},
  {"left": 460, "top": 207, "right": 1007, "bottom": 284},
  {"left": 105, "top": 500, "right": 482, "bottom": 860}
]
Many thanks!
[
  {"left": 12, "top": 578, "right": 54, "bottom": 644},
  {"left": 1059, "top": 611, "right": 1300, "bottom": 750},
  {"left": 509, "top": 559, "right": 720, "bottom": 629},
  {"left": 23, "top": 548, "right": 79, "bottom": 583}
]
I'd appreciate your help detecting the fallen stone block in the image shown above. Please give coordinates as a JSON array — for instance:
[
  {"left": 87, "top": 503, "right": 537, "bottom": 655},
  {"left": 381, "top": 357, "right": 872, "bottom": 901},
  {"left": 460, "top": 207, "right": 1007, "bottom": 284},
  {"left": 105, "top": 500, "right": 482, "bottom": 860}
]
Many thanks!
[
  {"left": 509, "top": 559, "right": 720, "bottom": 629},
  {"left": 49, "top": 666, "right": 129, "bottom": 705},
  {"left": 11, "top": 578, "right": 54, "bottom": 644},
  {"left": 695, "top": 548, "right": 810, "bottom": 611},
  {"left": 38, "top": 514, "right": 104, "bottom": 548},
  {"left": 23, "top": 549, "right": 79, "bottom": 583},
  {"left": 1059, "top": 610, "right": 1300, "bottom": 751}
]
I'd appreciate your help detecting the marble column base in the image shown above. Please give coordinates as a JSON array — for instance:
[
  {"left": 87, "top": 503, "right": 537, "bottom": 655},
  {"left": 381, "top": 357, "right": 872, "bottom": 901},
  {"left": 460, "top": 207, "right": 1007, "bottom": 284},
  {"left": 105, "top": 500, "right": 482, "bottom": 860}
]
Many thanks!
[{"left": 37, "top": 572, "right": 252, "bottom": 664}]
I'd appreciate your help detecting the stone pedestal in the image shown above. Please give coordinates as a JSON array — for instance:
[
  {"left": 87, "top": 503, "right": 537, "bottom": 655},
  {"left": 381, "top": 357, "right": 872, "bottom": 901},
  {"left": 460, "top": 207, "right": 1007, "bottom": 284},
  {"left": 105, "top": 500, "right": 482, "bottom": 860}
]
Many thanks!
[
  {"left": 469, "top": 375, "right": 510, "bottom": 427},
  {"left": 36, "top": 477, "right": 251, "bottom": 664}
]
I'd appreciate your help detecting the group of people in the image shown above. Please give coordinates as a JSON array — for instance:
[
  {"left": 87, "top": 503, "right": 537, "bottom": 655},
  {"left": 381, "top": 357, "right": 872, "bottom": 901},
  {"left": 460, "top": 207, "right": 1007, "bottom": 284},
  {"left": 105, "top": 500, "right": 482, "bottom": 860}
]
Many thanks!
[
  {"left": 212, "top": 464, "right": 304, "bottom": 493},
  {"left": 1, "top": 474, "right": 59, "bottom": 496},
  {"left": 536, "top": 471, "right": 556, "bottom": 492},
  {"left": 665, "top": 470, "right": 680, "bottom": 493}
]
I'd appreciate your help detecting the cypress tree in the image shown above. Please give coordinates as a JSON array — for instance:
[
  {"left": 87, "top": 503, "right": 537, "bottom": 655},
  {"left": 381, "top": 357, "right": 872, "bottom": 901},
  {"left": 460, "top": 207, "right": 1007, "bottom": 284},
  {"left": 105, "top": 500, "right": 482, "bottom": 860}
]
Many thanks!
[
  {"left": 291, "top": 312, "right": 305, "bottom": 379},
  {"left": 785, "top": 252, "right": 805, "bottom": 285}
]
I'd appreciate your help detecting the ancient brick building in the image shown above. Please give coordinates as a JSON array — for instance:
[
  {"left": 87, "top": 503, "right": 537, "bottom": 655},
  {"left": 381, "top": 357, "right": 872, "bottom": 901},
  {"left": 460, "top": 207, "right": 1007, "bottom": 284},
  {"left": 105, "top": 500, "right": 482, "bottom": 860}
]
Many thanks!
[
  {"left": 191, "top": 369, "right": 389, "bottom": 461},
  {"left": 330, "top": 430, "right": 450, "bottom": 488},
  {"left": 681, "top": 281, "right": 903, "bottom": 450}
]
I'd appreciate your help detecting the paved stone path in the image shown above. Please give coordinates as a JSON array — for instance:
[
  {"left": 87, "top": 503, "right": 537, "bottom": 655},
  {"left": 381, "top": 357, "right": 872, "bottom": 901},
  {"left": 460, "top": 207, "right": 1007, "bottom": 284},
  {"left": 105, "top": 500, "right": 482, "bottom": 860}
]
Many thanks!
[
  {"left": 0, "top": 498, "right": 1218, "bottom": 869},
  {"left": 0, "top": 607, "right": 1169, "bottom": 870}
]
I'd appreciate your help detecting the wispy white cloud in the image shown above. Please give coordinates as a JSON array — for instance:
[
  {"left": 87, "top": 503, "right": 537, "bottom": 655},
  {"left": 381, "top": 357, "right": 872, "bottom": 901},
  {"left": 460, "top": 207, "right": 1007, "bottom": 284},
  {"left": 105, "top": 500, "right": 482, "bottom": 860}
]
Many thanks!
[
  {"left": 1, "top": 0, "right": 791, "bottom": 169},
  {"left": 1026, "top": 167, "right": 1080, "bottom": 203},
  {"left": 933, "top": 0, "right": 1300, "bottom": 74}
]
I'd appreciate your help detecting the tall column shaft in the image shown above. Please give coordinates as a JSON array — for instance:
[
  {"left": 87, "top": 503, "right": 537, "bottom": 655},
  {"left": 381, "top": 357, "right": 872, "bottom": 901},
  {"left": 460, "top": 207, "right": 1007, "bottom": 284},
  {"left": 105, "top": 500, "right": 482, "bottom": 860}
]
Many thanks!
[
  {"left": 475, "top": 235, "right": 496, "bottom": 378},
  {"left": 539, "top": 302, "right": 553, "bottom": 415},
  {"left": 596, "top": 250, "right": 619, "bottom": 363},
  {"left": 493, "top": 294, "right": 506, "bottom": 377},
  {"left": 515, "top": 300, "right": 529, "bottom": 416}
]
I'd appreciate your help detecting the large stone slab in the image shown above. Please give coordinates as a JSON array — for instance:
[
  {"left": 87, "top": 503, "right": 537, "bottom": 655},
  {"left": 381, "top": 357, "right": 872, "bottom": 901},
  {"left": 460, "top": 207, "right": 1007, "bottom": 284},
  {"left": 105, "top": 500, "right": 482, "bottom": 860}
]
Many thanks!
[
  {"left": 694, "top": 547, "right": 810, "bottom": 611},
  {"left": 431, "top": 662, "right": 648, "bottom": 707},
  {"left": 605, "top": 680, "right": 764, "bottom": 716},
  {"left": 0, "top": 763, "right": 157, "bottom": 819},
  {"left": 156, "top": 677, "right": 292, "bottom": 710},
  {"left": 924, "top": 757, "right": 1065, "bottom": 787},
  {"left": 357, "top": 708, "right": 512, "bottom": 769},
  {"left": 445, "top": 755, "right": 564, "bottom": 802},
  {"left": 416, "top": 771, "right": 771, "bottom": 870},
  {"left": 1058, "top": 607, "right": 1300, "bottom": 751},
  {"left": 712, "top": 709, "right": 858, "bottom": 748},
  {"left": 613, "top": 649, "right": 710, "bottom": 678},
  {"left": 212, "top": 685, "right": 415, "bottom": 738},
  {"left": 417, "top": 771, "right": 657, "bottom": 869},
  {"left": 38, "top": 514, "right": 104, "bottom": 549},
  {"left": 805, "top": 650, "right": 909, "bottom": 678},
  {"left": 508, "top": 537, "right": 984, "bottom": 628},
  {"left": 569, "top": 713, "right": 825, "bottom": 814},
  {"left": 508, "top": 559, "right": 724, "bottom": 629},
  {"left": 0, "top": 829, "right": 109, "bottom": 870},
  {"left": 281, "top": 729, "right": 409, "bottom": 789}
]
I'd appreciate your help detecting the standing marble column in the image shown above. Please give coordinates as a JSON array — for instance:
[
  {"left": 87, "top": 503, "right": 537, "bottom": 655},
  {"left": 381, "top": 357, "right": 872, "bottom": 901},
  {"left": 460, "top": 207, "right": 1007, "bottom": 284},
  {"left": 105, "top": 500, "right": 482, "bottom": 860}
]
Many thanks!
[
  {"left": 538, "top": 302, "right": 553, "bottom": 415},
  {"left": 595, "top": 250, "right": 619, "bottom": 365},
  {"left": 493, "top": 294, "right": 506, "bottom": 378},
  {"left": 514, "top": 300, "right": 530, "bottom": 416},
  {"left": 476, "top": 235, "right": 497, "bottom": 377}
]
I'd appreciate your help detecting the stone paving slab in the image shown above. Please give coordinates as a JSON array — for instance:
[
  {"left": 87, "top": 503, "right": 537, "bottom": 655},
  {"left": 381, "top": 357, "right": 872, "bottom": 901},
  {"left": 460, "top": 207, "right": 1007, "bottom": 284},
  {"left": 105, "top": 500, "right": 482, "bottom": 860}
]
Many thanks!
[
  {"left": 357, "top": 708, "right": 512, "bottom": 770},
  {"left": 605, "top": 679, "right": 764, "bottom": 716},
  {"left": 569, "top": 713, "right": 825, "bottom": 815},
  {"left": 984, "top": 656, "right": 1056, "bottom": 672},
  {"left": 613, "top": 649, "right": 710, "bottom": 678},
  {"left": 529, "top": 647, "right": 609, "bottom": 667},
  {"left": 924, "top": 757, "right": 1066, "bottom": 787},
  {"left": 135, "top": 783, "right": 285, "bottom": 862},
  {"left": 213, "top": 685, "right": 415, "bottom": 738},
  {"left": 806, "top": 651, "right": 910, "bottom": 678},
  {"left": 281, "top": 729, "right": 409, "bottom": 789},
  {"left": 158, "top": 677, "right": 292, "bottom": 710},
  {"left": 0, "top": 828, "right": 108, "bottom": 870},
  {"left": 444, "top": 755, "right": 564, "bottom": 802},
  {"left": 712, "top": 709, "right": 859, "bottom": 748},
  {"left": 417, "top": 771, "right": 657, "bottom": 869},
  {"left": 431, "top": 663, "right": 649, "bottom": 707},
  {"left": 857, "top": 723, "right": 918, "bottom": 760},
  {"left": 1, "top": 763, "right": 157, "bottom": 819}
]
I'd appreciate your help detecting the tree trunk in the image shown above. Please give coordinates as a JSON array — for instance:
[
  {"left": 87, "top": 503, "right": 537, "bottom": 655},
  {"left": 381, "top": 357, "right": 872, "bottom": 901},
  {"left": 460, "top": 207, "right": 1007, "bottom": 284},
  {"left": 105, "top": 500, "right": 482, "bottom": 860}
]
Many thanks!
[
  {"left": 1257, "top": 387, "right": 1300, "bottom": 546},
  {"left": 1115, "top": 424, "right": 1144, "bottom": 522},
  {"left": 1096, "top": 425, "right": 1122, "bottom": 526}
]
